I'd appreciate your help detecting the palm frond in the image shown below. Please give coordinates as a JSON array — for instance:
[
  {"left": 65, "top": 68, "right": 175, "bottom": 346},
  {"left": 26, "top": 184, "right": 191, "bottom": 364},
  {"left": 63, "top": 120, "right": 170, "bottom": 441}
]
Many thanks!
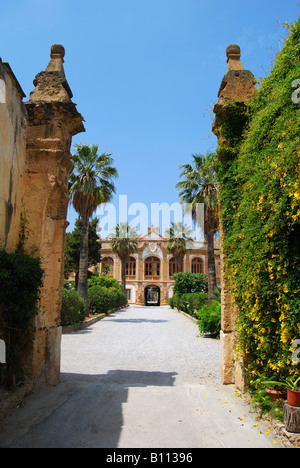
[
  {"left": 69, "top": 144, "right": 118, "bottom": 218},
  {"left": 176, "top": 152, "right": 219, "bottom": 234}
]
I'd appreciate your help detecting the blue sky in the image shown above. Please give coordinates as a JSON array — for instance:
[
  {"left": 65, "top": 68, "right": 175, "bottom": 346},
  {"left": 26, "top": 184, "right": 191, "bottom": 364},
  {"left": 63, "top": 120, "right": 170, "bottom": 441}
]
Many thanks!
[{"left": 1, "top": 0, "right": 299, "bottom": 235}]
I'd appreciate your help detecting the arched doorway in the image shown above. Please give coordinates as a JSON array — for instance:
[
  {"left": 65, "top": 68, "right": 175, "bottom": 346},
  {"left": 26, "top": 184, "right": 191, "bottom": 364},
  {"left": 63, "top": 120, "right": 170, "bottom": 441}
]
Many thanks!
[{"left": 145, "top": 285, "right": 160, "bottom": 306}]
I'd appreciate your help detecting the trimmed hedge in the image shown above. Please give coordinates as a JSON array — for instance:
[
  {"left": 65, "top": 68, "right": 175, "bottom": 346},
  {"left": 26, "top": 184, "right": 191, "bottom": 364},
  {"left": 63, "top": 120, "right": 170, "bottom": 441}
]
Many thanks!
[
  {"left": 88, "top": 286, "right": 112, "bottom": 315},
  {"left": 61, "top": 289, "right": 85, "bottom": 326},
  {"left": 88, "top": 276, "right": 120, "bottom": 290},
  {"left": 197, "top": 301, "right": 221, "bottom": 335},
  {"left": 172, "top": 272, "right": 208, "bottom": 295},
  {"left": 88, "top": 285, "right": 127, "bottom": 315}
]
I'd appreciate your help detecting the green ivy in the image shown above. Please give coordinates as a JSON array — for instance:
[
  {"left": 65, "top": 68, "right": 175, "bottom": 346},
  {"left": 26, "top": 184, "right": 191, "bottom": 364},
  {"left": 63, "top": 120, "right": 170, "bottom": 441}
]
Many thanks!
[
  {"left": 0, "top": 249, "right": 44, "bottom": 386},
  {"left": 216, "top": 20, "right": 300, "bottom": 389}
]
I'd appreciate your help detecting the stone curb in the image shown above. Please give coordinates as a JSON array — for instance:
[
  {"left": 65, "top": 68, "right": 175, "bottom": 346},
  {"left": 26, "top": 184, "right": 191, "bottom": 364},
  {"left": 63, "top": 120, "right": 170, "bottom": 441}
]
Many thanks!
[
  {"left": 62, "top": 306, "right": 129, "bottom": 334},
  {"left": 62, "top": 313, "right": 106, "bottom": 334},
  {"left": 175, "top": 308, "right": 198, "bottom": 323}
]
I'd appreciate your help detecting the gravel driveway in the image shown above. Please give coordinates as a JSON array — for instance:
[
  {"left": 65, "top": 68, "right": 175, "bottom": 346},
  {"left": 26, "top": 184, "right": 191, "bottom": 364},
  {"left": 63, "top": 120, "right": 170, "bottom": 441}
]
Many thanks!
[{"left": 0, "top": 305, "right": 283, "bottom": 448}]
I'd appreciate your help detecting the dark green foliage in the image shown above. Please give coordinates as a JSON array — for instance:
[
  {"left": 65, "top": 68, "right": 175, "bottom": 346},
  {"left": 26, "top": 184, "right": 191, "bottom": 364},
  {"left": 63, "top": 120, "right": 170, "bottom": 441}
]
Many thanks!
[
  {"left": 197, "top": 301, "right": 221, "bottom": 335},
  {"left": 64, "top": 217, "right": 102, "bottom": 278},
  {"left": 170, "top": 293, "right": 181, "bottom": 311},
  {"left": 87, "top": 285, "right": 127, "bottom": 315},
  {"left": 217, "top": 101, "right": 251, "bottom": 148},
  {"left": 87, "top": 286, "right": 111, "bottom": 315},
  {"left": 88, "top": 275, "right": 120, "bottom": 290},
  {"left": 61, "top": 277, "right": 127, "bottom": 325},
  {"left": 0, "top": 250, "right": 44, "bottom": 327},
  {"left": 175, "top": 292, "right": 209, "bottom": 317},
  {"left": 0, "top": 249, "right": 44, "bottom": 385},
  {"left": 108, "top": 289, "right": 128, "bottom": 309},
  {"left": 172, "top": 272, "right": 208, "bottom": 296},
  {"left": 61, "top": 289, "right": 85, "bottom": 326},
  {"left": 170, "top": 272, "right": 220, "bottom": 333},
  {"left": 88, "top": 276, "right": 127, "bottom": 311}
]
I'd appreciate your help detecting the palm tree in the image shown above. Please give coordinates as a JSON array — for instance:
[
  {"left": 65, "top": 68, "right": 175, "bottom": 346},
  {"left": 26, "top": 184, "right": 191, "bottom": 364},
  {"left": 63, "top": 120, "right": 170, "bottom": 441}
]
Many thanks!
[
  {"left": 165, "top": 222, "right": 194, "bottom": 274},
  {"left": 69, "top": 144, "right": 118, "bottom": 314},
  {"left": 176, "top": 153, "right": 219, "bottom": 299},
  {"left": 110, "top": 223, "right": 139, "bottom": 295}
]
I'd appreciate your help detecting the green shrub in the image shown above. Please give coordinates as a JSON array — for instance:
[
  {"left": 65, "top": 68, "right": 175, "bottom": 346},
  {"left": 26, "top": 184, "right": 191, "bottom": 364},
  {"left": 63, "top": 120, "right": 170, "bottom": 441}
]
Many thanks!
[
  {"left": 108, "top": 289, "right": 128, "bottom": 309},
  {"left": 197, "top": 301, "right": 221, "bottom": 335},
  {"left": 179, "top": 292, "right": 209, "bottom": 316},
  {"left": 0, "top": 249, "right": 44, "bottom": 385},
  {"left": 169, "top": 291, "right": 209, "bottom": 316},
  {"left": 88, "top": 275, "right": 121, "bottom": 290},
  {"left": 173, "top": 272, "right": 208, "bottom": 296},
  {"left": 88, "top": 286, "right": 112, "bottom": 315},
  {"left": 61, "top": 289, "right": 85, "bottom": 326},
  {"left": 171, "top": 293, "right": 181, "bottom": 311},
  {"left": 0, "top": 249, "right": 44, "bottom": 328}
]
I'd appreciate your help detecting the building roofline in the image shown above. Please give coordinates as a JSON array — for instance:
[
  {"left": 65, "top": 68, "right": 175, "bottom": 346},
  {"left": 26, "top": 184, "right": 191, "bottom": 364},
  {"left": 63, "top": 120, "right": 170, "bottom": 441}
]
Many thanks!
[{"left": 1, "top": 60, "right": 26, "bottom": 99}]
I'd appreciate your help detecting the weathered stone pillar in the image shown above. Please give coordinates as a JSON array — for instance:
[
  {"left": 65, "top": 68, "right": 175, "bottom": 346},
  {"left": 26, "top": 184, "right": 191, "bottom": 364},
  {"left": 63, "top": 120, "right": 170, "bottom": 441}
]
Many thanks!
[
  {"left": 213, "top": 45, "right": 256, "bottom": 386},
  {"left": 22, "top": 44, "right": 85, "bottom": 385}
]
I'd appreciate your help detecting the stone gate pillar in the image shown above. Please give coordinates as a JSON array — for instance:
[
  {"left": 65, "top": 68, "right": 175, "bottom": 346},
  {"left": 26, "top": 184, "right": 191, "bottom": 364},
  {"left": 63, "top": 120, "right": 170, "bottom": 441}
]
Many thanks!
[
  {"left": 22, "top": 44, "right": 85, "bottom": 385},
  {"left": 212, "top": 45, "right": 256, "bottom": 386}
]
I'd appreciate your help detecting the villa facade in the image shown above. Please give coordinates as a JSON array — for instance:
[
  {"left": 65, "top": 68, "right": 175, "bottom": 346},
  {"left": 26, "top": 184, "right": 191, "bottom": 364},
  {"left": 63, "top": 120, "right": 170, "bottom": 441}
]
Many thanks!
[{"left": 99, "top": 225, "right": 221, "bottom": 306}]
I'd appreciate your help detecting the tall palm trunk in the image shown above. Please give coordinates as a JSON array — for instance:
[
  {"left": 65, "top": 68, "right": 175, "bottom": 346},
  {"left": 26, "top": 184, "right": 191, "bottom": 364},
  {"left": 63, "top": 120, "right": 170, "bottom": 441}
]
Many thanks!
[
  {"left": 177, "top": 255, "right": 184, "bottom": 273},
  {"left": 78, "top": 214, "right": 90, "bottom": 316},
  {"left": 121, "top": 257, "right": 128, "bottom": 295},
  {"left": 206, "top": 231, "right": 217, "bottom": 300}
]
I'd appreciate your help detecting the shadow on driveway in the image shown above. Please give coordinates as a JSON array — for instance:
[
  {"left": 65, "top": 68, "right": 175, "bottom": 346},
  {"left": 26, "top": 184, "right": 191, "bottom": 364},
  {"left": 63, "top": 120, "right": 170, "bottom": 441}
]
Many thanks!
[{"left": 0, "top": 369, "right": 177, "bottom": 448}]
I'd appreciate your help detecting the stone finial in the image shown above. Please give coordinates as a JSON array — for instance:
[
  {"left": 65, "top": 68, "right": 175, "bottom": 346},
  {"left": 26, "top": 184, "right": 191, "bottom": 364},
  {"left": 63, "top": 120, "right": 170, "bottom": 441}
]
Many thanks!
[
  {"left": 51, "top": 43, "right": 65, "bottom": 58},
  {"left": 226, "top": 43, "right": 241, "bottom": 58},
  {"left": 29, "top": 43, "right": 73, "bottom": 102},
  {"left": 46, "top": 44, "right": 66, "bottom": 73},
  {"left": 226, "top": 43, "right": 244, "bottom": 72},
  {"left": 213, "top": 43, "right": 256, "bottom": 135}
]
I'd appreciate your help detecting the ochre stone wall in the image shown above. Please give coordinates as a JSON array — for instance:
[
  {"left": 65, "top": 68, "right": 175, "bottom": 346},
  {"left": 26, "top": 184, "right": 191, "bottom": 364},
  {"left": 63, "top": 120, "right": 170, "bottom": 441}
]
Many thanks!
[
  {"left": 0, "top": 45, "right": 85, "bottom": 387},
  {"left": 22, "top": 45, "right": 85, "bottom": 385},
  {"left": 0, "top": 60, "right": 26, "bottom": 252}
]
